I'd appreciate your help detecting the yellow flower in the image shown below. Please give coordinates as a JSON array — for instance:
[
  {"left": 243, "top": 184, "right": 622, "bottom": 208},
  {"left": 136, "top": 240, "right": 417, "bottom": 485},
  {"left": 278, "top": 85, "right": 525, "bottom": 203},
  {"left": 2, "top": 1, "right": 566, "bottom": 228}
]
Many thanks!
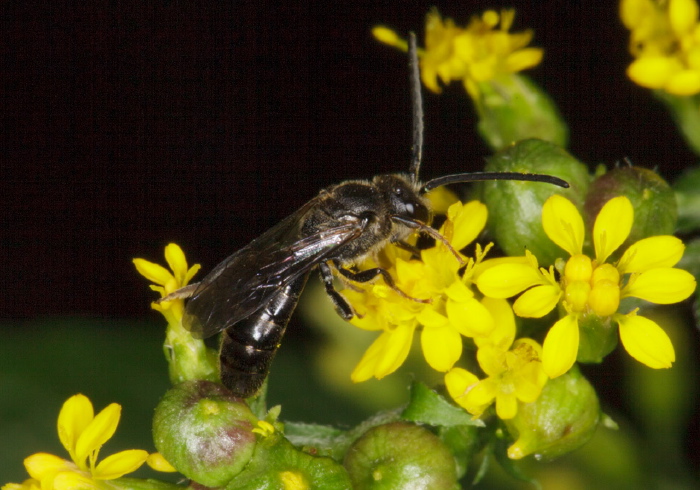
[
  {"left": 349, "top": 200, "right": 495, "bottom": 381},
  {"left": 3, "top": 394, "right": 155, "bottom": 490},
  {"left": 477, "top": 195, "right": 696, "bottom": 377},
  {"left": 444, "top": 300, "right": 548, "bottom": 420},
  {"left": 373, "top": 8, "right": 543, "bottom": 97},
  {"left": 133, "top": 244, "right": 217, "bottom": 385},
  {"left": 621, "top": 0, "right": 700, "bottom": 95},
  {"left": 133, "top": 243, "right": 200, "bottom": 324}
]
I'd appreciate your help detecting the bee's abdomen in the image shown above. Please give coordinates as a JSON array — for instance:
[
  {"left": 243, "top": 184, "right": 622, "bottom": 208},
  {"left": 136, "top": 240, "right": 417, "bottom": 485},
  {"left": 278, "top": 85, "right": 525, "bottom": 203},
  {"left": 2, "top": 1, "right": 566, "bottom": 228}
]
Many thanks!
[{"left": 219, "top": 273, "right": 309, "bottom": 397}]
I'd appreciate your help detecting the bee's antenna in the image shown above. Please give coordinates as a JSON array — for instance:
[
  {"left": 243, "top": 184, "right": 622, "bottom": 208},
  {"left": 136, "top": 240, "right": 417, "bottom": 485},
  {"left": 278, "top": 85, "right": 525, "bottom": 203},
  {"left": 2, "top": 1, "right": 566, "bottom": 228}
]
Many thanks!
[
  {"left": 408, "top": 32, "right": 423, "bottom": 184},
  {"left": 422, "top": 172, "right": 570, "bottom": 192}
]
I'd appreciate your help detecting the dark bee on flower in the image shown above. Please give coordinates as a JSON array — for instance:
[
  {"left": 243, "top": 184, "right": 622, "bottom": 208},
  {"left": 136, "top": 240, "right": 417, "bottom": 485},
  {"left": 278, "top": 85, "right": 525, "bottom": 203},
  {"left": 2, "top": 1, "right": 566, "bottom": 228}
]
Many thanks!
[{"left": 160, "top": 34, "right": 568, "bottom": 397}]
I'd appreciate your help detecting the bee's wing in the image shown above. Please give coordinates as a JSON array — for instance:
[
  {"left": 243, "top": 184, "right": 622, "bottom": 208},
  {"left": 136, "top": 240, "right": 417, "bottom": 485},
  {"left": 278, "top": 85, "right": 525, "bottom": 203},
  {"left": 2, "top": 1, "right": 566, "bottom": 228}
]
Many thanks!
[{"left": 183, "top": 200, "right": 364, "bottom": 339}]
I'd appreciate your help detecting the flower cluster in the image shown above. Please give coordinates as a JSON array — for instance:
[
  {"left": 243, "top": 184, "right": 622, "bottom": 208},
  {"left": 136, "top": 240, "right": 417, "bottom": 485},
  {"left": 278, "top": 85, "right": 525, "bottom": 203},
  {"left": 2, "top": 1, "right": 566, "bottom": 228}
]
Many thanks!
[
  {"left": 2, "top": 394, "right": 173, "bottom": 490},
  {"left": 477, "top": 194, "right": 695, "bottom": 378},
  {"left": 343, "top": 198, "right": 549, "bottom": 420},
  {"left": 373, "top": 8, "right": 543, "bottom": 98},
  {"left": 621, "top": 0, "right": 700, "bottom": 95}
]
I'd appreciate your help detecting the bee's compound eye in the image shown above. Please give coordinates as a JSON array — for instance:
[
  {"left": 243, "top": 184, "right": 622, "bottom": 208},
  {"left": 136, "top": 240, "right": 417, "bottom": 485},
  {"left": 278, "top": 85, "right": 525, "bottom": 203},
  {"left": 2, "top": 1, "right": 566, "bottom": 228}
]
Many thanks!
[
  {"left": 405, "top": 202, "right": 415, "bottom": 214},
  {"left": 394, "top": 186, "right": 403, "bottom": 196}
]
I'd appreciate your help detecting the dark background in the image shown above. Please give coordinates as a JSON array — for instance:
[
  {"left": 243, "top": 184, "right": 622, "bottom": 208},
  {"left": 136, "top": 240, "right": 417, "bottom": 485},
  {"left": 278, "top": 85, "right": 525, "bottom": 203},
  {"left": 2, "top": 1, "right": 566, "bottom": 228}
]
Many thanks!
[
  {"left": 3, "top": 1, "right": 695, "bottom": 320},
  {"left": 2, "top": 1, "right": 699, "bottom": 485}
]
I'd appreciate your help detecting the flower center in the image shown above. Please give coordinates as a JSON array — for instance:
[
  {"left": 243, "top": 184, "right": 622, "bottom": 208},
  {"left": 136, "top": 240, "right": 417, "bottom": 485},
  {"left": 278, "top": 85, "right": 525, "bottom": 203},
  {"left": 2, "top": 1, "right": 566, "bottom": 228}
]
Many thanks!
[{"left": 563, "top": 254, "right": 620, "bottom": 316}]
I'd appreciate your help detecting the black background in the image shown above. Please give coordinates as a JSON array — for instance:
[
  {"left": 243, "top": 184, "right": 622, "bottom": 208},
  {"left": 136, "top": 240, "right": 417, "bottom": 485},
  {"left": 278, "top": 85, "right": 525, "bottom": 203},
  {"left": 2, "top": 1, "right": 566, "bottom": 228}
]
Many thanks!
[{"left": 3, "top": 1, "right": 694, "bottom": 320}]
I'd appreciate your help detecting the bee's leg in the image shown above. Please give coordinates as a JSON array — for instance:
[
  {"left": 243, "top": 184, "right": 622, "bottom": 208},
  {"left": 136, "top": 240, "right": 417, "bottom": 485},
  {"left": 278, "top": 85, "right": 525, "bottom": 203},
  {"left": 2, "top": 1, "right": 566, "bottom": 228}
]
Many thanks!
[
  {"left": 318, "top": 262, "right": 355, "bottom": 320},
  {"left": 391, "top": 216, "right": 466, "bottom": 266},
  {"left": 393, "top": 240, "right": 421, "bottom": 258},
  {"left": 334, "top": 264, "right": 431, "bottom": 304},
  {"left": 154, "top": 282, "right": 199, "bottom": 304}
]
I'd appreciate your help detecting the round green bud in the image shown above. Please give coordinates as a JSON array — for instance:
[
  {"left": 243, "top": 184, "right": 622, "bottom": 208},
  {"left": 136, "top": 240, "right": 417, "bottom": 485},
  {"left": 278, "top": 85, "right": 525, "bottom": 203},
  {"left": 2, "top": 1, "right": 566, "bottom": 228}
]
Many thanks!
[
  {"left": 504, "top": 366, "right": 600, "bottom": 461},
  {"left": 227, "top": 433, "right": 352, "bottom": 490},
  {"left": 576, "top": 313, "right": 618, "bottom": 364},
  {"left": 343, "top": 422, "right": 459, "bottom": 490},
  {"left": 481, "top": 139, "right": 590, "bottom": 265},
  {"left": 153, "top": 380, "right": 259, "bottom": 487},
  {"left": 585, "top": 167, "right": 677, "bottom": 251}
]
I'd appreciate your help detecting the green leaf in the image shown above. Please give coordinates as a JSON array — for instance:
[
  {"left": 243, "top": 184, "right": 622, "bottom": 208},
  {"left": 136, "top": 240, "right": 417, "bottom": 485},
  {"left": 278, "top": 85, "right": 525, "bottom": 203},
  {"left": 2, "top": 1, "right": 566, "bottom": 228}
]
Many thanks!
[{"left": 401, "top": 382, "right": 484, "bottom": 427}]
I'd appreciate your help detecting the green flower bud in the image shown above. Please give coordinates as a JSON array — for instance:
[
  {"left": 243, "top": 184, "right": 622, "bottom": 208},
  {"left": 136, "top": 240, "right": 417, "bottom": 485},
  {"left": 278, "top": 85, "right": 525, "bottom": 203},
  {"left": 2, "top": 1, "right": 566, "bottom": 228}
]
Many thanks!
[
  {"left": 576, "top": 313, "right": 618, "bottom": 364},
  {"left": 474, "top": 74, "right": 569, "bottom": 151},
  {"left": 481, "top": 139, "right": 590, "bottom": 265},
  {"left": 585, "top": 167, "right": 677, "bottom": 251},
  {"left": 228, "top": 433, "right": 352, "bottom": 490},
  {"left": 343, "top": 422, "right": 459, "bottom": 490},
  {"left": 153, "top": 380, "right": 259, "bottom": 487},
  {"left": 504, "top": 366, "right": 600, "bottom": 461}
]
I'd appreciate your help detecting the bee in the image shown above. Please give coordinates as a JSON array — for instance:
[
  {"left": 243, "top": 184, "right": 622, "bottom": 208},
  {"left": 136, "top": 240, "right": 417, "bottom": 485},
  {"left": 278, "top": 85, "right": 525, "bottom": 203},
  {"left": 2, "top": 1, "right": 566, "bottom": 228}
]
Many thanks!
[{"left": 159, "top": 34, "right": 569, "bottom": 397}]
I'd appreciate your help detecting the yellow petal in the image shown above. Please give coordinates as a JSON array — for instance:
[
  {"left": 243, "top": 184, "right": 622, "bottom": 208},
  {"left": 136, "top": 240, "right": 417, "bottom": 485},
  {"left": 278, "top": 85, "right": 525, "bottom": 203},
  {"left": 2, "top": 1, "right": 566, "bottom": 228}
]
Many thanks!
[
  {"left": 617, "top": 236, "right": 685, "bottom": 273},
  {"left": 24, "top": 453, "right": 71, "bottom": 480},
  {"left": 421, "top": 322, "right": 462, "bottom": 372},
  {"left": 622, "top": 268, "right": 697, "bottom": 303},
  {"left": 351, "top": 324, "right": 415, "bottom": 382},
  {"left": 164, "top": 243, "right": 189, "bottom": 286},
  {"left": 627, "top": 57, "right": 678, "bottom": 89},
  {"left": 146, "top": 453, "right": 177, "bottom": 473},
  {"left": 542, "top": 314, "right": 579, "bottom": 378},
  {"left": 280, "top": 471, "right": 308, "bottom": 490},
  {"left": 669, "top": 0, "right": 699, "bottom": 35},
  {"left": 464, "top": 378, "right": 498, "bottom": 408},
  {"left": 75, "top": 403, "right": 121, "bottom": 466},
  {"left": 620, "top": 0, "right": 658, "bottom": 29},
  {"left": 132, "top": 258, "right": 173, "bottom": 286},
  {"left": 542, "top": 195, "right": 584, "bottom": 256},
  {"left": 52, "top": 472, "right": 99, "bottom": 490},
  {"left": 444, "top": 368, "right": 481, "bottom": 413},
  {"left": 495, "top": 393, "right": 518, "bottom": 420},
  {"left": 57, "top": 394, "right": 94, "bottom": 455},
  {"left": 445, "top": 200, "right": 488, "bottom": 250},
  {"left": 477, "top": 345, "right": 507, "bottom": 377},
  {"left": 594, "top": 196, "right": 633, "bottom": 263},
  {"left": 512, "top": 361, "right": 547, "bottom": 403},
  {"left": 513, "top": 284, "right": 561, "bottom": 318},
  {"left": 617, "top": 313, "right": 675, "bottom": 368},
  {"left": 372, "top": 26, "right": 408, "bottom": 51},
  {"left": 476, "top": 297, "right": 516, "bottom": 349},
  {"left": 505, "top": 47, "right": 543, "bottom": 72},
  {"left": 477, "top": 263, "right": 547, "bottom": 298},
  {"left": 445, "top": 296, "right": 495, "bottom": 337},
  {"left": 92, "top": 449, "right": 148, "bottom": 480},
  {"left": 665, "top": 68, "right": 700, "bottom": 95}
]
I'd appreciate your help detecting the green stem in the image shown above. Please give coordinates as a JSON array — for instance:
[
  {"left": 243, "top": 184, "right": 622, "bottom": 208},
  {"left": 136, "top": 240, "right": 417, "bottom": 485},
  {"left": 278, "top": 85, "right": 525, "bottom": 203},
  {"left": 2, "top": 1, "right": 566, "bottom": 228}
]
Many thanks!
[{"left": 654, "top": 90, "right": 700, "bottom": 156}]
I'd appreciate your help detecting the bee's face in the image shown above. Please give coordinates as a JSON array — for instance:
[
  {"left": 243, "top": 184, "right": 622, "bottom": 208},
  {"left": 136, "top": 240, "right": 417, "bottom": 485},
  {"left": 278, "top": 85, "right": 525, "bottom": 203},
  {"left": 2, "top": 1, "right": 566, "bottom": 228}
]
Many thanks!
[{"left": 373, "top": 174, "right": 430, "bottom": 224}]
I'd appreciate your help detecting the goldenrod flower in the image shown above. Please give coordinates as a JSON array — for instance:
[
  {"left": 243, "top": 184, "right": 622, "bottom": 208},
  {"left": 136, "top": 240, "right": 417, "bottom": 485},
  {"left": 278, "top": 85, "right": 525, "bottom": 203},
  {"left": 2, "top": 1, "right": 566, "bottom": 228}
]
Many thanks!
[
  {"left": 477, "top": 195, "right": 696, "bottom": 377},
  {"left": 621, "top": 0, "right": 700, "bottom": 95},
  {"left": 348, "top": 200, "right": 496, "bottom": 381},
  {"left": 445, "top": 297, "right": 548, "bottom": 419},
  {"left": 133, "top": 243, "right": 200, "bottom": 325},
  {"left": 373, "top": 8, "right": 543, "bottom": 97},
  {"left": 3, "top": 394, "right": 157, "bottom": 490},
  {"left": 133, "top": 244, "right": 217, "bottom": 386}
]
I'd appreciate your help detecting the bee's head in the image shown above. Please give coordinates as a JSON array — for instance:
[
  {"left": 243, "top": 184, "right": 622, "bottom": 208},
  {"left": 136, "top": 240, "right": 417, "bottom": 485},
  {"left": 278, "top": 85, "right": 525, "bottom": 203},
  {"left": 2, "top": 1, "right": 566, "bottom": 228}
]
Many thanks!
[{"left": 373, "top": 173, "right": 430, "bottom": 224}]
